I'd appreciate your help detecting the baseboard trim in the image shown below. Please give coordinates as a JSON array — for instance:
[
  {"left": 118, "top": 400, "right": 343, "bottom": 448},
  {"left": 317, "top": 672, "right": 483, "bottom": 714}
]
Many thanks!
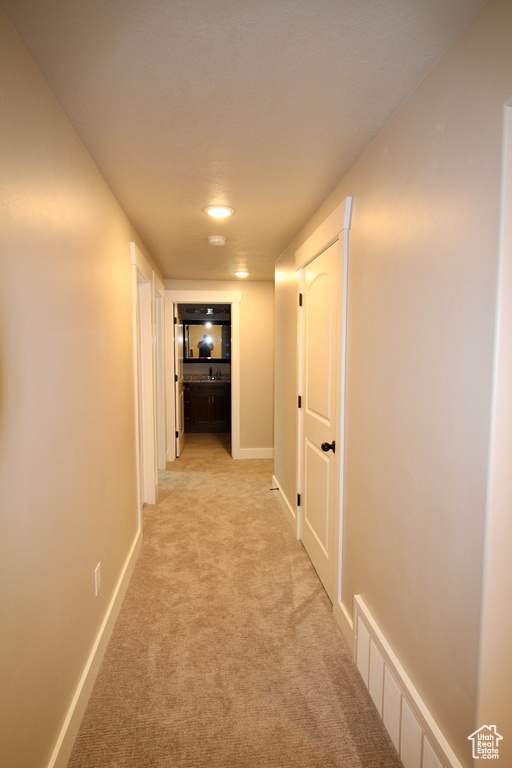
[
  {"left": 47, "top": 528, "right": 143, "bottom": 768},
  {"left": 271, "top": 475, "right": 299, "bottom": 539},
  {"left": 232, "top": 447, "right": 274, "bottom": 459},
  {"left": 353, "top": 595, "right": 463, "bottom": 768}
]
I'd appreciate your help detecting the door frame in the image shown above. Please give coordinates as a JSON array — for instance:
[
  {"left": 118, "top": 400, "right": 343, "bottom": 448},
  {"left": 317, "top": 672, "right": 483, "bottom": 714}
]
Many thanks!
[
  {"left": 295, "top": 197, "right": 352, "bottom": 635},
  {"left": 131, "top": 244, "right": 160, "bottom": 521},
  {"left": 174, "top": 303, "right": 185, "bottom": 457},
  {"left": 154, "top": 276, "right": 166, "bottom": 471},
  {"left": 164, "top": 289, "right": 242, "bottom": 460}
]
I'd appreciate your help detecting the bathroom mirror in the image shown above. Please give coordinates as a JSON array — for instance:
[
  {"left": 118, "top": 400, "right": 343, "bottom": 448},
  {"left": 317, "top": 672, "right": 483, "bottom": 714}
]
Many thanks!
[{"left": 184, "top": 322, "right": 231, "bottom": 362}]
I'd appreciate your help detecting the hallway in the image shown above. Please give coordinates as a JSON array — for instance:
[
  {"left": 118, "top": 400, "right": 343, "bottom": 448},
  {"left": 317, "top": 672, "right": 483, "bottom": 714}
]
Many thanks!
[{"left": 67, "top": 435, "right": 400, "bottom": 767}]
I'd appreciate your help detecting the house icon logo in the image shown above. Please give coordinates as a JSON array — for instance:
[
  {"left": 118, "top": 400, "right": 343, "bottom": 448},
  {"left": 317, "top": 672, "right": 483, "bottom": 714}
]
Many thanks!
[{"left": 468, "top": 725, "right": 503, "bottom": 759}]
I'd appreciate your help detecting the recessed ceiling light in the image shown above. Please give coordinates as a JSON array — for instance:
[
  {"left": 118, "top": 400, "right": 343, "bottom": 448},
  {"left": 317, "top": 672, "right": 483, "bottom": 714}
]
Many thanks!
[
  {"left": 235, "top": 271, "right": 249, "bottom": 278},
  {"left": 208, "top": 235, "right": 226, "bottom": 246},
  {"left": 205, "top": 206, "right": 234, "bottom": 219}
]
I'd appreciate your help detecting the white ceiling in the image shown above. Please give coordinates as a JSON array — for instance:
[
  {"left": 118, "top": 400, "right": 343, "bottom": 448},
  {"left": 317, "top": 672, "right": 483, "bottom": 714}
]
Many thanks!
[{"left": 2, "top": 0, "right": 486, "bottom": 280}]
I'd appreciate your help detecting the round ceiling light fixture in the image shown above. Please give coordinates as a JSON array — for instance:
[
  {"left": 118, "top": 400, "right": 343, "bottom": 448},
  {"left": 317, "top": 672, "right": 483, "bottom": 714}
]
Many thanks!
[
  {"left": 208, "top": 235, "right": 226, "bottom": 246},
  {"left": 205, "top": 206, "right": 234, "bottom": 219},
  {"left": 235, "top": 271, "right": 249, "bottom": 278}
]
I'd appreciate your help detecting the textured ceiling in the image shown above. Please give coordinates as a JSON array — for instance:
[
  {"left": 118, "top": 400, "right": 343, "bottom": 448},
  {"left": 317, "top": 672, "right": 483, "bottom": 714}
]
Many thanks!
[{"left": 2, "top": 0, "right": 486, "bottom": 280}]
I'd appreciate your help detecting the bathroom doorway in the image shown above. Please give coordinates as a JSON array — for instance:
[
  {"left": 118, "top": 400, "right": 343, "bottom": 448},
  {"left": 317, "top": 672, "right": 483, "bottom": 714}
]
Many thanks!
[
  {"left": 179, "top": 304, "right": 232, "bottom": 441},
  {"left": 165, "top": 288, "right": 242, "bottom": 461}
]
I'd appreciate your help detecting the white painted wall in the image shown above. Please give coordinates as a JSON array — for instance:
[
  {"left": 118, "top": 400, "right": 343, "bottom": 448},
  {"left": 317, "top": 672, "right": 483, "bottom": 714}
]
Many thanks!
[
  {"left": 275, "top": 1, "right": 512, "bottom": 764},
  {"left": 0, "top": 13, "right": 161, "bottom": 768},
  {"left": 477, "top": 104, "right": 512, "bottom": 767}
]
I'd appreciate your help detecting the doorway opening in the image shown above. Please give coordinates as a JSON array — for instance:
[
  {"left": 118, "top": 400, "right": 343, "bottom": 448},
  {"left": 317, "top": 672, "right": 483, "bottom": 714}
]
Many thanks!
[
  {"left": 165, "top": 288, "right": 242, "bottom": 462},
  {"left": 131, "top": 242, "right": 164, "bottom": 516},
  {"left": 179, "top": 304, "right": 232, "bottom": 449}
]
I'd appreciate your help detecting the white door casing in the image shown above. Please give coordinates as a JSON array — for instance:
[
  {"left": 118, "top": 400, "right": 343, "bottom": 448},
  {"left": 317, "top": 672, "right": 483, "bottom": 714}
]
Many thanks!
[
  {"left": 174, "top": 304, "right": 185, "bottom": 457},
  {"left": 296, "top": 198, "right": 353, "bottom": 633},
  {"left": 139, "top": 276, "right": 156, "bottom": 504},
  {"left": 155, "top": 281, "right": 167, "bottom": 471},
  {"left": 131, "top": 244, "right": 158, "bottom": 516}
]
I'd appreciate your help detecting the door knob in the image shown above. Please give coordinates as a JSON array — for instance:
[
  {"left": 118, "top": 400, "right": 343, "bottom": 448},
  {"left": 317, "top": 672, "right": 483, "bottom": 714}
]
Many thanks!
[{"left": 321, "top": 441, "right": 336, "bottom": 453}]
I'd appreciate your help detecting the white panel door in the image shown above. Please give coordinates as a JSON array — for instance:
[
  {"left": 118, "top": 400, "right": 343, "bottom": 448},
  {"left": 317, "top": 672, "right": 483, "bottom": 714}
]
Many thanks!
[
  {"left": 300, "top": 241, "right": 338, "bottom": 600},
  {"left": 174, "top": 305, "right": 185, "bottom": 457}
]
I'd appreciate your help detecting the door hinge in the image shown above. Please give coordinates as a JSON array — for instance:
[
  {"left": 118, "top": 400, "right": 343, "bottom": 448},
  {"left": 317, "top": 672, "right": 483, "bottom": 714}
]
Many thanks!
[
  {"left": 299, "top": 292, "right": 303, "bottom": 307},
  {"left": 175, "top": 431, "right": 179, "bottom": 439},
  {"left": 175, "top": 374, "right": 178, "bottom": 382},
  {"left": 298, "top": 395, "right": 302, "bottom": 408},
  {"left": 297, "top": 492, "right": 301, "bottom": 507},
  {"left": 174, "top": 316, "right": 177, "bottom": 324}
]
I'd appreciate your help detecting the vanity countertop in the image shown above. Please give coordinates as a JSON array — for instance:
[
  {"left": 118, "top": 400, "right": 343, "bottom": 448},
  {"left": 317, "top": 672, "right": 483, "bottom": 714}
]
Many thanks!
[{"left": 184, "top": 375, "right": 230, "bottom": 383}]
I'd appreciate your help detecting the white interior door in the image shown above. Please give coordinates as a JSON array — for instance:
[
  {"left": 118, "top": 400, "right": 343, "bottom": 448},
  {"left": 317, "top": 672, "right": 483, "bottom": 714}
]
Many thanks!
[
  {"left": 174, "top": 304, "right": 185, "bottom": 456},
  {"left": 300, "top": 241, "right": 339, "bottom": 600}
]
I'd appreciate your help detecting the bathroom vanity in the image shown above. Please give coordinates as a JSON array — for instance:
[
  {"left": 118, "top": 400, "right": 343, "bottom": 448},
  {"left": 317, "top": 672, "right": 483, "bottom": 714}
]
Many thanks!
[{"left": 184, "top": 380, "right": 231, "bottom": 433}]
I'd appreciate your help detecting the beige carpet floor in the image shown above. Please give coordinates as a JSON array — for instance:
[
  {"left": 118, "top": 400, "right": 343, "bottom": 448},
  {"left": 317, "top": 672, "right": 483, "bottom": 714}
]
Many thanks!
[{"left": 67, "top": 434, "right": 401, "bottom": 768}]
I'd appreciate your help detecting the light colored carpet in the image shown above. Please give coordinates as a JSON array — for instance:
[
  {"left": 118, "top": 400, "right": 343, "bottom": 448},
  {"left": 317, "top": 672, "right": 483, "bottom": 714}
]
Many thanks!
[{"left": 67, "top": 434, "right": 401, "bottom": 768}]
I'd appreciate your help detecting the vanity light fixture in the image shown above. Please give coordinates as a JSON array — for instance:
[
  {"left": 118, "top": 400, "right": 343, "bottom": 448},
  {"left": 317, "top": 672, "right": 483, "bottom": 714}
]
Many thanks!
[
  {"left": 205, "top": 206, "right": 234, "bottom": 218},
  {"left": 235, "top": 271, "right": 249, "bottom": 278},
  {"left": 208, "top": 235, "right": 226, "bottom": 246}
]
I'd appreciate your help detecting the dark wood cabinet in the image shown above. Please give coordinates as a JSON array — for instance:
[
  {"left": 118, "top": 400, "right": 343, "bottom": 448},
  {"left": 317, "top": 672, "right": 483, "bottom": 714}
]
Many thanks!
[{"left": 184, "top": 382, "right": 231, "bottom": 433}]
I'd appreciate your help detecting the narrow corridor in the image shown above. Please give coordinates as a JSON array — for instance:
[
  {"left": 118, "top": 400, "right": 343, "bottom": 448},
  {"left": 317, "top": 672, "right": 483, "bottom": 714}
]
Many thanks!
[{"left": 67, "top": 436, "right": 400, "bottom": 767}]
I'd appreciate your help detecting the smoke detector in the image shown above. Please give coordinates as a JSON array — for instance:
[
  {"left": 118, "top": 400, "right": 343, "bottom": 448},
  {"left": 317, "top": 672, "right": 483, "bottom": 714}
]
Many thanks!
[{"left": 208, "top": 235, "right": 226, "bottom": 246}]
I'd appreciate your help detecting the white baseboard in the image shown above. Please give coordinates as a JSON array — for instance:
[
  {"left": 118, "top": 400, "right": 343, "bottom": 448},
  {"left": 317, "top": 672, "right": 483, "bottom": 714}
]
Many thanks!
[
  {"left": 232, "top": 447, "right": 274, "bottom": 459},
  {"left": 271, "top": 475, "right": 299, "bottom": 539},
  {"left": 47, "top": 529, "right": 143, "bottom": 768},
  {"left": 353, "top": 595, "right": 463, "bottom": 768}
]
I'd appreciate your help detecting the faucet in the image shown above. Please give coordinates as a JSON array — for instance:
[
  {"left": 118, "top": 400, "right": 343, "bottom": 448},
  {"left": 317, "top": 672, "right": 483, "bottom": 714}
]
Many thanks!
[{"left": 209, "top": 366, "right": 213, "bottom": 380}]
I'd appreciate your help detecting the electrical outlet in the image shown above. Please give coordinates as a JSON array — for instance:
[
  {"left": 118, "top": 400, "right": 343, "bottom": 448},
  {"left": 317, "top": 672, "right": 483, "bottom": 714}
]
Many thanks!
[{"left": 94, "top": 562, "right": 101, "bottom": 597}]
